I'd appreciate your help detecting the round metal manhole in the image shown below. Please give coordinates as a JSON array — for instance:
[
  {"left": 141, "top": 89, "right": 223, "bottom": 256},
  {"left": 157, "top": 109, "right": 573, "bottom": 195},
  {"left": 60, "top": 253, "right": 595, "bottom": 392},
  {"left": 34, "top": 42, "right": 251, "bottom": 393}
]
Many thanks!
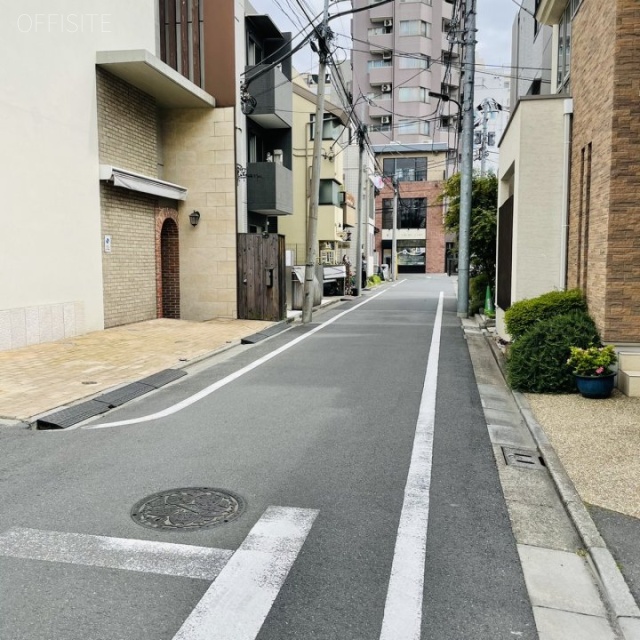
[{"left": 131, "top": 487, "right": 245, "bottom": 530}]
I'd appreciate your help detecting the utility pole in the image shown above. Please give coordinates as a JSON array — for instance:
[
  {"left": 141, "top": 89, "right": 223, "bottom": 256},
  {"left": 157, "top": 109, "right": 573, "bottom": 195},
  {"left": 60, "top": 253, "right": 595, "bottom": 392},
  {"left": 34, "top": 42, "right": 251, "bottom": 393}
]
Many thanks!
[
  {"left": 354, "top": 124, "right": 366, "bottom": 296},
  {"left": 391, "top": 178, "right": 398, "bottom": 281},
  {"left": 302, "top": 0, "right": 331, "bottom": 323},
  {"left": 457, "top": 0, "right": 476, "bottom": 318}
]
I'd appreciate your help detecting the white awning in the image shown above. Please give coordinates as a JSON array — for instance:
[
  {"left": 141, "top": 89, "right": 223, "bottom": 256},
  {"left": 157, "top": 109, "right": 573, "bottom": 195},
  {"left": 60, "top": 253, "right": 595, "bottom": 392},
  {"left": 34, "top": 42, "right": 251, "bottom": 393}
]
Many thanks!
[{"left": 99, "top": 166, "right": 187, "bottom": 201}]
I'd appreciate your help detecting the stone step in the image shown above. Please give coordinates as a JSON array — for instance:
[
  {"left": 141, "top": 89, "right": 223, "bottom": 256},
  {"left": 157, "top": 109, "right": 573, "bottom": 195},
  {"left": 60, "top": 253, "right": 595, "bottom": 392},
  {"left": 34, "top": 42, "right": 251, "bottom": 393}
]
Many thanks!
[
  {"left": 618, "top": 370, "right": 640, "bottom": 398},
  {"left": 618, "top": 351, "right": 640, "bottom": 371}
]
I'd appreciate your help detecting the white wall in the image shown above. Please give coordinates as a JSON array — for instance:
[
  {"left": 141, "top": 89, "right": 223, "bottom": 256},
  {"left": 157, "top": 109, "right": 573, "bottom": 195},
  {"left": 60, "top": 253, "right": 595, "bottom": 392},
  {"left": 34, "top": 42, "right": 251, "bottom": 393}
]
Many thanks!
[{"left": 0, "top": 1, "right": 158, "bottom": 348}]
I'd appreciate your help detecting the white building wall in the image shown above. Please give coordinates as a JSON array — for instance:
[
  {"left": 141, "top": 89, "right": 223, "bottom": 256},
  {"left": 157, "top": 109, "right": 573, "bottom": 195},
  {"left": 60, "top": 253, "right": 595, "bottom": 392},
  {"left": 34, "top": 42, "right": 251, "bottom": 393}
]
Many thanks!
[{"left": 0, "top": 1, "right": 158, "bottom": 349}]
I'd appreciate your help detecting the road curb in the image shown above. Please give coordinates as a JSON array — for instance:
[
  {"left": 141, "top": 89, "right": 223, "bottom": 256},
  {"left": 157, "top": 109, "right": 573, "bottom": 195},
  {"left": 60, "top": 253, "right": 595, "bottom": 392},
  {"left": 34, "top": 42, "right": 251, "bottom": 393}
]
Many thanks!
[{"left": 485, "top": 332, "right": 640, "bottom": 638}]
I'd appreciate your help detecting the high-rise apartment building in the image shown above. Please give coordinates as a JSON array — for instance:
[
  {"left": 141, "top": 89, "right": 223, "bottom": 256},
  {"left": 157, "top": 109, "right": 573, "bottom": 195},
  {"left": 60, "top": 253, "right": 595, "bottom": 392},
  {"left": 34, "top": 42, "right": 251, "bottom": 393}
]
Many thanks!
[
  {"left": 351, "top": 0, "right": 460, "bottom": 274},
  {"left": 351, "top": 0, "right": 459, "bottom": 149}
]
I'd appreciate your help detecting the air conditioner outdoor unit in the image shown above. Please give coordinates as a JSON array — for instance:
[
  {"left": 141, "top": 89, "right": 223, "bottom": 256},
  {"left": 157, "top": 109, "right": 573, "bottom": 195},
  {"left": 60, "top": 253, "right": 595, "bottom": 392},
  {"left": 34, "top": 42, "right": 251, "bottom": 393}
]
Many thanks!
[
  {"left": 384, "top": 19, "right": 393, "bottom": 27},
  {"left": 382, "top": 51, "right": 392, "bottom": 60},
  {"left": 381, "top": 84, "right": 392, "bottom": 93},
  {"left": 381, "top": 116, "right": 391, "bottom": 124}
]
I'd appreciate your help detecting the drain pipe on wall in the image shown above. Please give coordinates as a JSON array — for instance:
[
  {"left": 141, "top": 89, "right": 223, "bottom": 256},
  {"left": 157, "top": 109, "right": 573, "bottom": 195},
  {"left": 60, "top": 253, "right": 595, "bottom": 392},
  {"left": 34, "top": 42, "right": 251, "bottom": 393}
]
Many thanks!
[{"left": 560, "top": 98, "right": 573, "bottom": 289}]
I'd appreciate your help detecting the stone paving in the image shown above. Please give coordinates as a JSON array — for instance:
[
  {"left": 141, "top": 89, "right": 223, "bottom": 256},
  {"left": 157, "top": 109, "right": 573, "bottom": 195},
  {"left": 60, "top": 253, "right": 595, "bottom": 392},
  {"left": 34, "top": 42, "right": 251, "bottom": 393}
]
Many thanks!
[{"left": 0, "top": 317, "right": 274, "bottom": 421}]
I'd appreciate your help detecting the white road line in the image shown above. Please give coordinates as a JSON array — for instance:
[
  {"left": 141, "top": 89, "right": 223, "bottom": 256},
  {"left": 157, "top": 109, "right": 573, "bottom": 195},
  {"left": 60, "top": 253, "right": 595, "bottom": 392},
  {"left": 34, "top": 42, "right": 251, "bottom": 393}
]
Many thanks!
[
  {"left": 379, "top": 291, "right": 444, "bottom": 640},
  {"left": 0, "top": 527, "right": 233, "bottom": 580},
  {"left": 172, "top": 506, "right": 318, "bottom": 640},
  {"left": 85, "top": 288, "right": 389, "bottom": 430}
]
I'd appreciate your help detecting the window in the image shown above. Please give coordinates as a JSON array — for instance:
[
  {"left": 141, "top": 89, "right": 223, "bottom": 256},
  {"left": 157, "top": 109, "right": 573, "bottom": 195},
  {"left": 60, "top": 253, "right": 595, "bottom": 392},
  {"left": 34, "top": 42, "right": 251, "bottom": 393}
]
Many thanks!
[
  {"left": 399, "top": 20, "right": 431, "bottom": 38},
  {"left": 368, "top": 59, "right": 392, "bottom": 70},
  {"left": 310, "top": 114, "right": 342, "bottom": 141},
  {"left": 368, "top": 25, "right": 392, "bottom": 36},
  {"left": 440, "top": 116, "right": 452, "bottom": 129},
  {"left": 398, "top": 87, "right": 428, "bottom": 103},
  {"left": 383, "top": 157, "right": 427, "bottom": 182},
  {"left": 319, "top": 179, "right": 341, "bottom": 206},
  {"left": 557, "top": 3, "right": 573, "bottom": 92},
  {"left": 398, "top": 55, "right": 430, "bottom": 69},
  {"left": 397, "top": 120, "right": 430, "bottom": 136},
  {"left": 381, "top": 198, "right": 427, "bottom": 229}
]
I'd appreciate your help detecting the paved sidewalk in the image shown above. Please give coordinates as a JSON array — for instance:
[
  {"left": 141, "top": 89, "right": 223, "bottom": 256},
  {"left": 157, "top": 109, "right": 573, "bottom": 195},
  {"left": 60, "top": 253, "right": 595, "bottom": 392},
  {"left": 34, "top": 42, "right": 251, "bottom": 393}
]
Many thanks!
[
  {"left": 0, "top": 317, "right": 276, "bottom": 423},
  {"left": 469, "top": 320, "right": 640, "bottom": 640}
]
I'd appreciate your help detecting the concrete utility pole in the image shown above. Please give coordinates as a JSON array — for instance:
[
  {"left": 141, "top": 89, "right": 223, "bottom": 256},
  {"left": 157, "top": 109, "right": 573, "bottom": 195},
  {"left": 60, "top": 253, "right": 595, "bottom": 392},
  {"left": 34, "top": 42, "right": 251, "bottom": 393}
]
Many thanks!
[
  {"left": 302, "top": 0, "right": 331, "bottom": 324},
  {"left": 391, "top": 178, "right": 398, "bottom": 281},
  {"left": 354, "top": 124, "right": 366, "bottom": 296},
  {"left": 457, "top": 0, "right": 477, "bottom": 318},
  {"left": 480, "top": 99, "right": 489, "bottom": 177}
]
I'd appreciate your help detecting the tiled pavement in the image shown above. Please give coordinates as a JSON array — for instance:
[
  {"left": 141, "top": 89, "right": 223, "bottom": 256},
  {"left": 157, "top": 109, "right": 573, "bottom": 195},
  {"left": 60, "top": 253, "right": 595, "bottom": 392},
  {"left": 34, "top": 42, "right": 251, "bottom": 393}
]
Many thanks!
[{"left": 0, "top": 317, "right": 276, "bottom": 422}]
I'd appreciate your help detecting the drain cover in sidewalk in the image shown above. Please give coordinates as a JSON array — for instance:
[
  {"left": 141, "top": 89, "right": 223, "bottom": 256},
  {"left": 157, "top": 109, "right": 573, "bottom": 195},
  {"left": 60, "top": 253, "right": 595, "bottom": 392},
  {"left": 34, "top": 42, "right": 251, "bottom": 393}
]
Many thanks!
[
  {"left": 131, "top": 488, "right": 245, "bottom": 530},
  {"left": 502, "top": 447, "right": 546, "bottom": 470}
]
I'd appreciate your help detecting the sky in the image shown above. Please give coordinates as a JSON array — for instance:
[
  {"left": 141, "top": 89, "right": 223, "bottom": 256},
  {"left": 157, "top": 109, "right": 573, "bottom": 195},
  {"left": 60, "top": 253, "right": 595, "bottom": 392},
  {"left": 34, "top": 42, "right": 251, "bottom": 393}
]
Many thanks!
[{"left": 248, "top": 0, "right": 519, "bottom": 74}]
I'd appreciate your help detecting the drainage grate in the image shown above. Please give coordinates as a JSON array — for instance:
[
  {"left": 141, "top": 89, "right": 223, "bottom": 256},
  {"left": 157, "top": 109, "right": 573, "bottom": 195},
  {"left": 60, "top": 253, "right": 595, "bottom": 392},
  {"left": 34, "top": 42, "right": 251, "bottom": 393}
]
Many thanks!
[
  {"left": 241, "top": 322, "right": 290, "bottom": 344},
  {"left": 502, "top": 447, "right": 546, "bottom": 470},
  {"left": 137, "top": 369, "right": 186, "bottom": 389},
  {"left": 95, "top": 382, "right": 154, "bottom": 408},
  {"left": 36, "top": 400, "right": 110, "bottom": 430},
  {"left": 131, "top": 488, "right": 245, "bottom": 530}
]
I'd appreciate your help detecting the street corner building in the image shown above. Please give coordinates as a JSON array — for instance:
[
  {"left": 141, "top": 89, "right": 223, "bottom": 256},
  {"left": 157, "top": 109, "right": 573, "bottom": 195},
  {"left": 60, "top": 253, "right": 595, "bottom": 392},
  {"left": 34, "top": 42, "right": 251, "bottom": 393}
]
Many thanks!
[{"left": 0, "top": 0, "right": 297, "bottom": 353}]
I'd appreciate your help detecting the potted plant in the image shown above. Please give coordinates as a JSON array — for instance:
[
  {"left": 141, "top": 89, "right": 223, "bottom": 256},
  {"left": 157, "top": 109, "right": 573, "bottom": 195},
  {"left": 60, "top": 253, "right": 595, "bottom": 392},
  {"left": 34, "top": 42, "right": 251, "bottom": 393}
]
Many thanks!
[{"left": 567, "top": 345, "right": 617, "bottom": 398}]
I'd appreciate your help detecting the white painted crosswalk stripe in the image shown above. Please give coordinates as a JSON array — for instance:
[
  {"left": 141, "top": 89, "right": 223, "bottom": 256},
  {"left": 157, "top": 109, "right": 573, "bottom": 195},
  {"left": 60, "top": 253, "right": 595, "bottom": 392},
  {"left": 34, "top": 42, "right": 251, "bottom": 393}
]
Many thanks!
[
  {"left": 171, "top": 506, "right": 318, "bottom": 640},
  {"left": 0, "top": 527, "right": 233, "bottom": 580},
  {"left": 379, "top": 291, "right": 444, "bottom": 640}
]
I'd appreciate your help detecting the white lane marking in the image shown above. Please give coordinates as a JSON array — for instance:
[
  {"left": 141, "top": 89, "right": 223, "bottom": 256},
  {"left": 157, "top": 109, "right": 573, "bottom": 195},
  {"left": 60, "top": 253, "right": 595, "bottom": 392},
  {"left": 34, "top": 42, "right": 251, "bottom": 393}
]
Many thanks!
[
  {"left": 172, "top": 506, "right": 318, "bottom": 640},
  {"left": 379, "top": 291, "right": 444, "bottom": 640},
  {"left": 85, "top": 289, "right": 389, "bottom": 430},
  {"left": 0, "top": 527, "right": 233, "bottom": 580}
]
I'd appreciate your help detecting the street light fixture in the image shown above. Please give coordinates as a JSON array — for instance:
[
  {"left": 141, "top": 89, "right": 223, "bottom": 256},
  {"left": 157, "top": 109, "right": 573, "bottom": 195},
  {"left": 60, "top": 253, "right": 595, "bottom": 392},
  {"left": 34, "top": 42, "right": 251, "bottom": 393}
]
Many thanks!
[{"left": 428, "top": 91, "right": 462, "bottom": 130}]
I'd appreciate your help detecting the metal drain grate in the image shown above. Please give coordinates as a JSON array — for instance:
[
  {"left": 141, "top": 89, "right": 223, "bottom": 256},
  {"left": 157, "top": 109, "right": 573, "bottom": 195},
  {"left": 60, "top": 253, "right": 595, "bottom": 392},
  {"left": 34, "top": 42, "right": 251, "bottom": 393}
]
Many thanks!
[
  {"left": 137, "top": 369, "right": 187, "bottom": 389},
  {"left": 36, "top": 400, "right": 110, "bottom": 430},
  {"left": 502, "top": 447, "right": 546, "bottom": 470},
  {"left": 131, "top": 487, "right": 245, "bottom": 530}
]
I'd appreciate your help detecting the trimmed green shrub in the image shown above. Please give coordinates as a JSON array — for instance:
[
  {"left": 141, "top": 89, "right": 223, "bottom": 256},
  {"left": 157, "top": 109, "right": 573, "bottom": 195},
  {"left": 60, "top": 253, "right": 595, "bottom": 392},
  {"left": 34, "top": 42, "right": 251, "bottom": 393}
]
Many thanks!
[
  {"left": 504, "top": 289, "right": 586, "bottom": 341},
  {"left": 507, "top": 310, "right": 600, "bottom": 393},
  {"left": 469, "top": 273, "right": 490, "bottom": 315}
]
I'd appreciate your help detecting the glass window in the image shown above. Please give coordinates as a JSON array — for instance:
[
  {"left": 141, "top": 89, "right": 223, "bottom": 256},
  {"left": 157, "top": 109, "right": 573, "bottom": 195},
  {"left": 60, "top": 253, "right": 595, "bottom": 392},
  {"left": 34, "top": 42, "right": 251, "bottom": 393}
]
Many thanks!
[
  {"left": 399, "top": 20, "right": 431, "bottom": 38},
  {"left": 382, "top": 198, "right": 394, "bottom": 229},
  {"left": 398, "top": 87, "right": 427, "bottom": 102},
  {"left": 383, "top": 157, "right": 427, "bottom": 182},
  {"left": 319, "top": 180, "right": 341, "bottom": 206},
  {"left": 398, "top": 55, "right": 430, "bottom": 69},
  {"left": 368, "top": 59, "right": 392, "bottom": 70},
  {"left": 310, "top": 114, "right": 342, "bottom": 141},
  {"left": 399, "top": 198, "right": 426, "bottom": 228}
]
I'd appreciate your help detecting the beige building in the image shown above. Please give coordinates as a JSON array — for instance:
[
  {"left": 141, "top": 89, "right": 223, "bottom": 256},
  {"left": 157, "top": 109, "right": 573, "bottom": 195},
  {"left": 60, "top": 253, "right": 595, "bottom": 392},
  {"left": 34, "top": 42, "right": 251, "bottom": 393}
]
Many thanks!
[
  {"left": 278, "top": 75, "right": 352, "bottom": 268},
  {"left": 0, "top": 0, "right": 240, "bottom": 352}
]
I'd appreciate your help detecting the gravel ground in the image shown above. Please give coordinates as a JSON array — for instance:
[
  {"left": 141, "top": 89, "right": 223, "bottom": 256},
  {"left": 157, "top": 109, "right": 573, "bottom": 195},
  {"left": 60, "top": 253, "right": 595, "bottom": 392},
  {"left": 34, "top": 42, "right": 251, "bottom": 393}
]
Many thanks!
[{"left": 525, "top": 390, "right": 640, "bottom": 518}]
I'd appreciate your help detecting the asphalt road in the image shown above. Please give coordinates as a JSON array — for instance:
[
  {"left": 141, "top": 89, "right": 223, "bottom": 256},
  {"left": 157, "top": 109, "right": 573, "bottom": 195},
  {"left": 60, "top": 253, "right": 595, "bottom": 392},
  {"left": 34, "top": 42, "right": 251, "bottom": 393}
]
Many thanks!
[{"left": 0, "top": 275, "right": 537, "bottom": 639}]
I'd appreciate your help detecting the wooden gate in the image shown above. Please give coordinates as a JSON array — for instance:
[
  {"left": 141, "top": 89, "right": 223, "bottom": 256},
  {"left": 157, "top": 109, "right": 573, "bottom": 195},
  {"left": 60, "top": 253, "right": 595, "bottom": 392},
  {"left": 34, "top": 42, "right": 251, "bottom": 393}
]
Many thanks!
[{"left": 237, "top": 233, "right": 286, "bottom": 321}]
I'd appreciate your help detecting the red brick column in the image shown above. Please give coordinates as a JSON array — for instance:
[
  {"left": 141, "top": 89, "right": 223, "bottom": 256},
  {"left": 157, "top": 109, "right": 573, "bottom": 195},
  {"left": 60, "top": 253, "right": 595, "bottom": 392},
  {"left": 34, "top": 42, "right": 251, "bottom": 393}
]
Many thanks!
[{"left": 155, "top": 208, "right": 180, "bottom": 319}]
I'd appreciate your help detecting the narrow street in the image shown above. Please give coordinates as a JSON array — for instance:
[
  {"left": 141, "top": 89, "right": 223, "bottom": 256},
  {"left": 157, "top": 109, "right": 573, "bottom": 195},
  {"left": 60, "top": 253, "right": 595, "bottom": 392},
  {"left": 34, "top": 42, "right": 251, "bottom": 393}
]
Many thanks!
[{"left": 0, "top": 276, "right": 543, "bottom": 639}]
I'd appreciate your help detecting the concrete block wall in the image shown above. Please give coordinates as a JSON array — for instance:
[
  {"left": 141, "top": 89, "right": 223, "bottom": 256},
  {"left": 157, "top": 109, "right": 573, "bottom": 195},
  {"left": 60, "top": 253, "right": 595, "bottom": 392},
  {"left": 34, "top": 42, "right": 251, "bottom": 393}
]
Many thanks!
[{"left": 569, "top": 0, "right": 640, "bottom": 343}]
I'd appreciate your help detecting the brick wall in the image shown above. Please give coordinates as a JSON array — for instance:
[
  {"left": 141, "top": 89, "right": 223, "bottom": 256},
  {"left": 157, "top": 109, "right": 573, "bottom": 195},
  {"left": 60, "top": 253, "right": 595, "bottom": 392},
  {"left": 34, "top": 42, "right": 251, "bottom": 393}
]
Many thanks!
[
  {"left": 570, "top": 0, "right": 640, "bottom": 342},
  {"left": 374, "top": 180, "right": 446, "bottom": 273},
  {"left": 101, "top": 184, "right": 157, "bottom": 328},
  {"left": 96, "top": 68, "right": 158, "bottom": 177}
]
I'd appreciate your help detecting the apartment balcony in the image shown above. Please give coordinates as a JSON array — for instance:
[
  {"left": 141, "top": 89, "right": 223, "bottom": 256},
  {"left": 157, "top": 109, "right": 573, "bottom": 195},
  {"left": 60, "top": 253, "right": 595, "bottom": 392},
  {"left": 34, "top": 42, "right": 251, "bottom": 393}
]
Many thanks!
[
  {"left": 369, "top": 66, "right": 393, "bottom": 87},
  {"left": 369, "top": 33, "right": 393, "bottom": 54},
  {"left": 369, "top": 1, "right": 393, "bottom": 21},
  {"left": 247, "top": 161, "right": 293, "bottom": 216},
  {"left": 318, "top": 205, "right": 345, "bottom": 241},
  {"left": 244, "top": 64, "right": 292, "bottom": 128},
  {"left": 369, "top": 96, "right": 393, "bottom": 118}
]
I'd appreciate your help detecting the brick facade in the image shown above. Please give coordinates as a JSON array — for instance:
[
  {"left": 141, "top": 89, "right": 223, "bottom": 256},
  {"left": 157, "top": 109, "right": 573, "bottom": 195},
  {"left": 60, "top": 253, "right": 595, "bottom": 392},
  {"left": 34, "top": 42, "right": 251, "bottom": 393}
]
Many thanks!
[
  {"left": 569, "top": 0, "right": 640, "bottom": 342},
  {"left": 375, "top": 180, "right": 446, "bottom": 273},
  {"left": 96, "top": 68, "right": 158, "bottom": 177},
  {"left": 155, "top": 209, "right": 180, "bottom": 319},
  {"left": 101, "top": 184, "right": 157, "bottom": 328}
]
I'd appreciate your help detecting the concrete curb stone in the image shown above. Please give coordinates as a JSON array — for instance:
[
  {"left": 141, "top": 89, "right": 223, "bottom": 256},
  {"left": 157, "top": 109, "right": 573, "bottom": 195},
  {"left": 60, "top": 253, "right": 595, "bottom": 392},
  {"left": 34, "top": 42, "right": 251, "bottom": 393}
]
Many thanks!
[{"left": 484, "top": 329, "right": 640, "bottom": 639}]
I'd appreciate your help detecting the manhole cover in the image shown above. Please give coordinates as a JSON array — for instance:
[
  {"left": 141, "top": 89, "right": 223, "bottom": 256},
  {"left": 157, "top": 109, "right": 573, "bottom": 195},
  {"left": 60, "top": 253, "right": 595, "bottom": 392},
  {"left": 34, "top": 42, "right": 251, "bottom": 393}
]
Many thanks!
[{"left": 131, "top": 487, "right": 245, "bottom": 530}]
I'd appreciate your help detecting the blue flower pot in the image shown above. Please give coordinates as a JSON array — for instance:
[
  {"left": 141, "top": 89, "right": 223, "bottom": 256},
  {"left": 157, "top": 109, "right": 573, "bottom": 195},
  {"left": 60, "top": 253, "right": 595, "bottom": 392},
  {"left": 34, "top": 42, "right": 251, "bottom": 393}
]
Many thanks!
[{"left": 574, "top": 373, "right": 616, "bottom": 399}]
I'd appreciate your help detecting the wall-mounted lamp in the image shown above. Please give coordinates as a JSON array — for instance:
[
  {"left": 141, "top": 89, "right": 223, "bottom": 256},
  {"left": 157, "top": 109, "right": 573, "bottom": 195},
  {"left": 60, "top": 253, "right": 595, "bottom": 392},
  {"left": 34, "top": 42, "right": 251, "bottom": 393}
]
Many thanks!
[{"left": 189, "top": 210, "right": 201, "bottom": 227}]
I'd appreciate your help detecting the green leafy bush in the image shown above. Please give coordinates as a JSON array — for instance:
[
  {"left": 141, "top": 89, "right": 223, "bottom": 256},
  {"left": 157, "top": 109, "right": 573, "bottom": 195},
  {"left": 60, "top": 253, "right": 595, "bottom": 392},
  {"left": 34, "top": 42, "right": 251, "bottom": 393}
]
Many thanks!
[
  {"left": 504, "top": 289, "right": 586, "bottom": 341},
  {"left": 469, "top": 273, "right": 489, "bottom": 315},
  {"left": 507, "top": 310, "right": 600, "bottom": 393}
]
